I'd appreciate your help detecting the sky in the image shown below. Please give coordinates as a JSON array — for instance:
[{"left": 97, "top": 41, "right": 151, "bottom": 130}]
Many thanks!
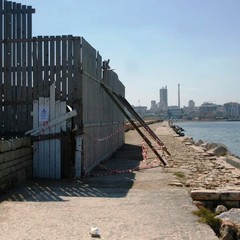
[{"left": 18, "top": 0, "right": 240, "bottom": 108}]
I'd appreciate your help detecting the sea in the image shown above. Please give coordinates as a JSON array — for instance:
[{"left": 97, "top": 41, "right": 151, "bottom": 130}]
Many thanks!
[{"left": 176, "top": 121, "right": 240, "bottom": 158}]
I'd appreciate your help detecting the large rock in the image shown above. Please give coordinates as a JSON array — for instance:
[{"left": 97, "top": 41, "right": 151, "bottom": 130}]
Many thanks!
[
  {"left": 220, "top": 220, "right": 240, "bottom": 240},
  {"left": 215, "top": 205, "right": 228, "bottom": 215},
  {"left": 195, "top": 139, "right": 204, "bottom": 146},
  {"left": 191, "top": 190, "right": 221, "bottom": 201},
  {"left": 217, "top": 208, "right": 240, "bottom": 225},
  {"left": 218, "top": 209, "right": 240, "bottom": 240},
  {"left": 182, "top": 136, "right": 195, "bottom": 144},
  {"left": 208, "top": 145, "right": 228, "bottom": 157},
  {"left": 200, "top": 142, "right": 215, "bottom": 151}
]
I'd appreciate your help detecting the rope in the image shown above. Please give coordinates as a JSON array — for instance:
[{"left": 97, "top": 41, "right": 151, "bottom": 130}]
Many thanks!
[
  {"left": 82, "top": 159, "right": 162, "bottom": 178},
  {"left": 84, "top": 124, "right": 125, "bottom": 143}
]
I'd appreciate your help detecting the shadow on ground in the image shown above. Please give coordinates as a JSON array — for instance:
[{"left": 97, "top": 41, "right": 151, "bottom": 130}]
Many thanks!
[{"left": 0, "top": 144, "right": 143, "bottom": 202}]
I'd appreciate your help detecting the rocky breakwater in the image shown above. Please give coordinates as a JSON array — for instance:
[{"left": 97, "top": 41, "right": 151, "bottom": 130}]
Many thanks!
[{"left": 159, "top": 127, "right": 240, "bottom": 239}]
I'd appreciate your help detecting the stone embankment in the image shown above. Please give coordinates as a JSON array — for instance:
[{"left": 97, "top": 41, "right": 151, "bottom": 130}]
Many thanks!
[
  {"left": 161, "top": 127, "right": 240, "bottom": 193},
  {"left": 160, "top": 123, "right": 240, "bottom": 239},
  {"left": 0, "top": 138, "right": 32, "bottom": 192}
]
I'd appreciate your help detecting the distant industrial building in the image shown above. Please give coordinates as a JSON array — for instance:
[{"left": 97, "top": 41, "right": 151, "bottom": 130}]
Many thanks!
[
  {"left": 178, "top": 84, "right": 181, "bottom": 108},
  {"left": 159, "top": 86, "right": 168, "bottom": 112},
  {"left": 182, "top": 100, "right": 195, "bottom": 115},
  {"left": 188, "top": 100, "right": 195, "bottom": 112},
  {"left": 168, "top": 106, "right": 183, "bottom": 119},
  {"left": 224, "top": 102, "right": 240, "bottom": 120},
  {"left": 199, "top": 102, "right": 217, "bottom": 119},
  {"left": 133, "top": 106, "right": 148, "bottom": 118},
  {"left": 150, "top": 100, "right": 158, "bottom": 111}
]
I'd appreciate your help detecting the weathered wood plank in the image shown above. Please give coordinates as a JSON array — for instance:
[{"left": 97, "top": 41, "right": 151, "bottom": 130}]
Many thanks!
[
  {"left": 37, "top": 36, "right": 44, "bottom": 97},
  {"left": 43, "top": 97, "right": 50, "bottom": 178},
  {"left": 61, "top": 37, "right": 67, "bottom": 100},
  {"left": 72, "top": 37, "right": 82, "bottom": 130},
  {"left": 4, "top": 1, "right": 12, "bottom": 132},
  {"left": 33, "top": 100, "right": 39, "bottom": 177},
  {"left": 0, "top": 0, "right": 3, "bottom": 132},
  {"left": 67, "top": 35, "right": 73, "bottom": 102},
  {"left": 38, "top": 97, "right": 45, "bottom": 177},
  {"left": 26, "top": 110, "right": 76, "bottom": 136},
  {"left": 15, "top": 3, "right": 22, "bottom": 133},
  {"left": 82, "top": 37, "right": 96, "bottom": 76},
  {"left": 49, "top": 82, "right": 56, "bottom": 178},
  {"left": 32, "top": 37, "right": 38, "bottom": 99},
  {"left": 21, "top": 5, "right": 27, "bottom": 132},
  {"left": 27, "top": 6, "right": 33, "bottom": 39},
  {"left": 43, "top": 36, "right": 49, "bottom": 97},
  {"left": 27, "top": 6, "right": 33, "bottom": 130},
  {"left": 60, "top": 101, "right": 66, "bottom": 179},
  {"left": 11, "top": 2, "right": 17, "bottom": 132},
  {"left": 55, "top": 100, "right": 61, "bottom": 179},
  {"left": 60, "top": 101, "right": 66, "bottom": 131},
  {"left": 55, "top": 36, "right": 61, "bottom": 100},
  {"left": 75, "top": 136, "right": 82, "bottom": 177},
  {"left": 49, "top": 36, "right": 55, "bottom": 85}
]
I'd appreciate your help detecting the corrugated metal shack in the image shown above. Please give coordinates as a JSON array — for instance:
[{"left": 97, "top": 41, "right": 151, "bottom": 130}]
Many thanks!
[{"left": 0, "top": 0, "right": 125, "bottom": 178}]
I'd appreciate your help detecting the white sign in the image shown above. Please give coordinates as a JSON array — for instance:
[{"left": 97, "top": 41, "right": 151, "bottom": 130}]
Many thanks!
[{"left": 39, "top": 106, "right": 49, "bottom": 122}]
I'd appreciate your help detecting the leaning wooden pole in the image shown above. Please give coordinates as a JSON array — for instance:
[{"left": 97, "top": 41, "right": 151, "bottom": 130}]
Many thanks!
[
  {"left": 100, "top": 82, "right": 167, "bottom": 166},
  {"left": 115, "top": 94, "right": 171, "bottom": 156}
]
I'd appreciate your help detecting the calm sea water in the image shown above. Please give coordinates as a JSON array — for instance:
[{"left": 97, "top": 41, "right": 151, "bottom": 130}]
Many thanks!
[{"left": 176, "top": 121, "right": 240, "bottom": 158}]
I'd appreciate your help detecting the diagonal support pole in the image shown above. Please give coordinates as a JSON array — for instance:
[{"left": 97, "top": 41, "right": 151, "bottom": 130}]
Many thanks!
[
  {"left": 114, "top": 93, "right": 171, "bottom": 156},
  {"left": 100, "top": 82, "right": 167, "bottom": 166}
]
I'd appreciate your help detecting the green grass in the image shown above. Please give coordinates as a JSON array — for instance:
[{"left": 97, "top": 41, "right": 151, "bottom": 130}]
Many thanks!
[
  {"left": 173, "top": 171, "right": 185, "bottom": 178},
  {"left": 192, "top": 207, "right": 222, "bottom": 236}
]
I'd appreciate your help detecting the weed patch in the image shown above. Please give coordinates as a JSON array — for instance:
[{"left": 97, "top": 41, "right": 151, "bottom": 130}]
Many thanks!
[
  {"left": 173, "top": 172, "right": 185, "bottom": 178},
  {"left": 193, "top": 207, "right": 222, "bottom": 236}
]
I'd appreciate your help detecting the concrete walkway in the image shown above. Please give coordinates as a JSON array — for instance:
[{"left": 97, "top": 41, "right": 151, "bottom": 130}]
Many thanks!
[{"left": 0, "top": 122, "right": 218, "bottom": 240}]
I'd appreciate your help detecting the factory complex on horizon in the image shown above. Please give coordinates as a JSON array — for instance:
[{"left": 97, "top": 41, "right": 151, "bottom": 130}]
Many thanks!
[{"left": 132, "top": 84, "right": 240, "bottom": 121}]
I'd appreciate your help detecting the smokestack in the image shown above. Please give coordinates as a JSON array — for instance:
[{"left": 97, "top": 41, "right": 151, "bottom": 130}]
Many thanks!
[{"left": 178, "top": 84, "right": 180, "bottom": 108}]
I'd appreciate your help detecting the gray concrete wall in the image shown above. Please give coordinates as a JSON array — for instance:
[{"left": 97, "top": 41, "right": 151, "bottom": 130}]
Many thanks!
[{"left": 0, "top": 138, "right": 32, "bottom": 192}]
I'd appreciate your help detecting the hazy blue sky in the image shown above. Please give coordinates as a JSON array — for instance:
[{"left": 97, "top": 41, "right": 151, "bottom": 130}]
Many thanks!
[{"left": 19, "top": 0, "right": 240, "bottom": 108}]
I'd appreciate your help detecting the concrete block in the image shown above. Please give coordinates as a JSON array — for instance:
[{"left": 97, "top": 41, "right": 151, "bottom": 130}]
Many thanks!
[
  {"left": 21, "top": 147, "right": 32, "bottom": 157},
  {"left": 226, "top": 158, "right": 240, "bottom": 169},
  {"left": 1, "top": 150, "right": 20, "bottom": 163},
  {"left": 221, "top": 191, "right": 240, "bottom": 201},
  {"left": 10, "top": 138, "right": 23, "bottom": 150},
  {"left": 191, "top": 190, "right": 221, "bottom": 201},
  {"left": 0, "top": 154, "right": 4, "bottom": 164},
  {"left": 223, "top": 201, "right": 240, "bottom": 208},
  {"left": 0, "top": 140, "right": 11, "bottom": 153},
  {"left": 23, "top": 137, "right": 31, "bottom": 147}
]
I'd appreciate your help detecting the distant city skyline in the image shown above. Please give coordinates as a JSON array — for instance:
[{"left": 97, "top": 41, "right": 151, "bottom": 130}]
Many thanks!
[
  {"left": 18, "top": 0, "right": 240, "bottom": 108},
  {"left": 136, "top": 85, "right": 239, "bottom": 109}
]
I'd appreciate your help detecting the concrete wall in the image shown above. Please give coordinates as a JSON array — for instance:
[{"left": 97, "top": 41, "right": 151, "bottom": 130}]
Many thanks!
[{"left": 0, "top": 138, "right": 32, "bottom": 192}]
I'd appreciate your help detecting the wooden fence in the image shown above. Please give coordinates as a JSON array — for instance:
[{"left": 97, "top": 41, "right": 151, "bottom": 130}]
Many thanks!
[{"left": 0, "top": 0, "right": 125, "bottom": 177}]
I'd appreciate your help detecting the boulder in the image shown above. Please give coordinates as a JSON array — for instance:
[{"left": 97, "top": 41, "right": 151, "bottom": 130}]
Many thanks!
[
  {"left": 200, "top": 142, "right": 209, "bottom": 151},
  {"left": 193, "top": 200, "right": 205, "bottom": 209},
  {"left": 182, "top": 137, "right": 195, "bottom": 144},
  {"left": 195, "top": 139, "right": 204, "bottom": 146},
  {"left": 208, "top": 145, "right": 228, "bottom": 157},
  {"left": 220, "top": 220, "right": 240, "bottom": 240},
  {"left": 206, "top": 142, "right": 219, "bottom": 151},
  {"left": 215, "top": 205, "right": 228, "bottom": 215},
  {"left": 217, "top": 208, "right": 240, "bottom": 225}
]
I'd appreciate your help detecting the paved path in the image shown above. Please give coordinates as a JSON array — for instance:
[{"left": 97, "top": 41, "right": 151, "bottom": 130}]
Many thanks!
[{"left": 0, "top": 122, "right": 218, "bottom": 240}]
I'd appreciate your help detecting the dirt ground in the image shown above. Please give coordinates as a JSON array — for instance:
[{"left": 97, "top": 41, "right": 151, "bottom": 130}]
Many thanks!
[{"left": 0, "top": 122, "right": 218, "bottom": 240}]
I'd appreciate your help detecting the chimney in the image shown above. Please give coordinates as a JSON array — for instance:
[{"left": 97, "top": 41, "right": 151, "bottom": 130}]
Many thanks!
[{"left": 178, "top": 84, "right": 180, "bottom": 108}]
